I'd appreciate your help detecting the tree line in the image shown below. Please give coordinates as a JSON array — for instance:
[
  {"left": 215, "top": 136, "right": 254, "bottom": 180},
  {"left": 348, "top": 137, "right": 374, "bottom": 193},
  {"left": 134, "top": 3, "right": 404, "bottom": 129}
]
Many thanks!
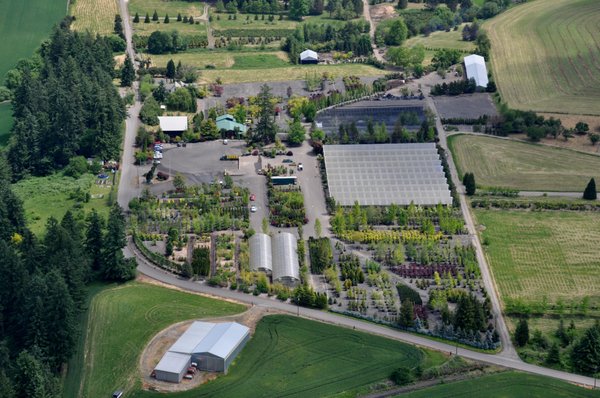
[
  {"left": 0, "top": 158, "right": 135, "bottom": 396},
  {"left": 6, "top": 18, "right": 126, "bottom": 181}
]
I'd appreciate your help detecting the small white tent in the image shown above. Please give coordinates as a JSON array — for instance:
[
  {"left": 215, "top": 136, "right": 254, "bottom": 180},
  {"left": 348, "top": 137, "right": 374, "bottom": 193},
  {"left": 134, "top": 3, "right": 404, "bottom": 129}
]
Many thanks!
[
  {"left": 300, "top": 49, "right": 318, "bottom": 64},
  {"left": 463, "top": 54, "right": 489, "bottom": 88}
]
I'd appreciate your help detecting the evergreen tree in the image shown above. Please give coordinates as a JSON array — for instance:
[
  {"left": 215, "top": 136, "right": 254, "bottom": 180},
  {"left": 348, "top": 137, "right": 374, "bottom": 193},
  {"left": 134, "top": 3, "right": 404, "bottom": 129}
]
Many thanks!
[
  {"left": 102, "top": 204, "right": 137, "bottom": 281},
  {"left": 571, "top": 322, "right": 600, "bottom": 375},
  {"left": 166, "top": 59, "right": 176, "bottom": 80},
  {"left": 289, "top": 0, "right": 309, "bottom": 20},
  {"left": 153, "top": 81, "right": 168, "bottom": 103},
  {"left": 144, "top": 13, "right": 150, "bottom": 23},
  {"left": 14, "top": 349, "right": 60, "bottom": 398},
  {"left": 0, "top": 369, "right": 15, "bottom": 398},
  {"left": 133, "top": 12, "right": 140, "bottom": 23},
  {"left": 114, "top": 14, "right": 124, "bottom": 40},
  {"left": 515, "top": 318, "right": 530, "bottom": 347},
  {"left": 85, "top": 210, "right": 105, "bottom": 272},
  {"left": 583, "top": 178, "right": 597, "bottom": 200},
  {"left": 121, "top": 54, "right": 135, "bottom": 87},
  {"left": 398, "top": 0, "right": 408, "bottom": 9},
  {"left": 177, "top": 13, "right": 182, "bottom": 22},
  {"left": 254, "top": 84, "right": 277, "bottom": 144},
  {"left": 546, "top": 342, "right": 561, "bottom": 365},
  {"left": 164, "top": 14, "right": 170, "bottom": 23},
  {"left": 463, "top": 172, "right": 476, "bottom": 196},
  {"left": 399, "top": 299, "right": 414, "bottom": 328},
  {"left": 310, "top": 0, "right": 324, "bottom": 15},
  {"left": 152, "top": 10, "right": 159, "bottom": 21}
]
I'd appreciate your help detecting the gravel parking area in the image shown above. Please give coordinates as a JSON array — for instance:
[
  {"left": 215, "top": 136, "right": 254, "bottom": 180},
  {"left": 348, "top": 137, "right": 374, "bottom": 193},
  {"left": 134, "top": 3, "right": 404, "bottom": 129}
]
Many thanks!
[{"left": 433, "top": 93, "right": 499, "bottom": 120}]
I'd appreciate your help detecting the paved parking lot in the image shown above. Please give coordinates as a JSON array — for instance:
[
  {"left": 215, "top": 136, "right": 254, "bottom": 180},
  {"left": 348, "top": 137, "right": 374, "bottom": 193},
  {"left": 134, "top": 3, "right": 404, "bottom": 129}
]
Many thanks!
[{"left": 433, "top": 93, "right": 499, "bottom": 120}]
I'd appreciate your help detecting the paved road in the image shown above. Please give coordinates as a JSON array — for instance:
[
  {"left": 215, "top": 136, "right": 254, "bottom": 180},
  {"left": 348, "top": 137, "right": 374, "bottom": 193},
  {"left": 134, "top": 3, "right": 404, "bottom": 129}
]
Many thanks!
[
  {"left": 117, "top": 0, "right": 143, "bottom": 210},
  {"left": 129, "top": 239, "right": 597, "bottom": 389},
  {"left": 427, "top": 96, "right": 518, "bottom": 360}
]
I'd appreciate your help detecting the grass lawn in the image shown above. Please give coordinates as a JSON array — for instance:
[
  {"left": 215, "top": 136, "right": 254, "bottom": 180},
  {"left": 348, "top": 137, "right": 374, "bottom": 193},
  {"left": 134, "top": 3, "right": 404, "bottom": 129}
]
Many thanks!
[
  {"left": 0, "top": 102, "right": 13, "bottom": 147},
  {"left": 399, "top": 371, "right": 600, "bottom": 398},
  {"left": 210, "top": 11, "right": 298, "bottom": 30},
  {"left": 473, "top": 209, "right": 600, "bottom": 312},
  {"left": 12, "top": 173, "right": 115, "bottom": 235},
  {"left": 404, "top": 24, "right": 476, "bottom": 52},
  {"left": 70, "top": 0, "right": 118, "bottom": 35},
  {"left": 129, "top": 0, "right": 205, "bottom": 19},
  {"left": 485, "top": 0, "right": 600, "bottom": 115},
  {"left": 133, "top": 20, "right": 207, "bottom": 35},
  {"left": 75, "top": 282, "right": 245, "bottom": 397},
  {"left": 130, "top": 314, "right": 444, "bottom": 398},
  {"left": 0, "top": 0, "right": 65, "bottom": 80},
  {"left": 149, "top": 50, "right": 289, "bottom": 69},
  {"left": 448, "top": 134, "right": 600, "bottom": 192}
]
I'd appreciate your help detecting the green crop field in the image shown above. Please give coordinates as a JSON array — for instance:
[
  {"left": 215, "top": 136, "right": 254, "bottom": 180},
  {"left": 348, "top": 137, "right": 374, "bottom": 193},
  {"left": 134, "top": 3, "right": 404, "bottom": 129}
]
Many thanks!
[
  {"left": 399, "top": 371, "right": 600, "bottom": 398},
  {"left": 73, "top": 282, "right": 245, "bottom": 397},
  {"left": 485, "top": 0, "right": 600, "bottom": 116},
  {"left": 0, "top": 0, "right": 65, "bottom": 80},
  {"left": 0, "top": 102, "right": 13, "bottom": 147},
  {"left": 131, "top": 314, "right": 444, "bottom": 398},
  {"left": 148, "top": 50, "right": 289, "bottom": 69},
  {"left": 474, "top": 209, "right": 600, "bottom": 311},
  {"left": 448, "top": 134, "right": 600, "bottom": 192},
  {"left": 70, "top": 0, "right": 118, "bottom": 35},
  {"left": 129, "top": 0, "right": 205, "bottom": 18},
  {"left": 133, "top": 20, "right": 208, "bottom": 35},
  {"left": 12, "top": 173, "right": 115, "bottom": 235}
]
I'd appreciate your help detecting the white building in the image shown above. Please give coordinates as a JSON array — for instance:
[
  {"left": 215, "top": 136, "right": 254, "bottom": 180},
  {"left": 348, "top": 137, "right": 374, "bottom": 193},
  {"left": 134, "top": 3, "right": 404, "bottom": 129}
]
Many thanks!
[
  {"left": 463, "top": 54, "right": 489, "bottom": 88},
  {"left": 299, "top": 49, "right": 318, "bottom": 64},
  {"left": 158, "top": 116, "right": 188, "bottom": 134},
  {"left": 154, "top": 321, "right": 250, "bottom": 383}
]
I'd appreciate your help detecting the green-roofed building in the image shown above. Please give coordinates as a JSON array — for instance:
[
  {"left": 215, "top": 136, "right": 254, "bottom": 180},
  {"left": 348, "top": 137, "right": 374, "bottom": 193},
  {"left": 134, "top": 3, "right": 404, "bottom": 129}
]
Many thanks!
[{"left": 216, "top": 114, "right": 247, "bottom": 138}]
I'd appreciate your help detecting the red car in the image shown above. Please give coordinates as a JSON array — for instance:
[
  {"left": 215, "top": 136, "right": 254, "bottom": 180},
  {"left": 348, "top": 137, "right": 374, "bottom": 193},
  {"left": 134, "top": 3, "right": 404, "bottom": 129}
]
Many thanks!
[{"left": 249, "top": 194, "right": 256, "bottom": 201}]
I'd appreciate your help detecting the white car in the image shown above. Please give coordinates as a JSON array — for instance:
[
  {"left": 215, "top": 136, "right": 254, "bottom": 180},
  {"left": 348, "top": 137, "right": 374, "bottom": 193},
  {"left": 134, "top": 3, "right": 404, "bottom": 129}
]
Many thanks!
[
  {"left": 250, "top": 205, "right": 257, "bottom": 213},
  {"left": 223, "top": 139, "right": 228, "bottom": 145}
]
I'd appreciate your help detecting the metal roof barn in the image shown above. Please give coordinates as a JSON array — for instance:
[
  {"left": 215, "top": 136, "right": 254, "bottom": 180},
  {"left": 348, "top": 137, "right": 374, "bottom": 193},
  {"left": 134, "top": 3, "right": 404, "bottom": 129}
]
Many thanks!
[
  {"left": 271, "top": 232, "right": 300, "bottom": 285},
  {"left": 158, "top": 116, "right": 188, "bottom": 133},
  {"left": 249, "top": 233, "right": 273, "bottom": 274},
  {"left": 154, "top": 321, "right": 250, "bottom": 381},
  {"left": 154, "top": 351, "right": 191, "bottom": 383},
  {"left": 463, "top": 54, "right": 489, "bottom": 88},
  {"left": 323, "top": 143, "right": 452, "bottom": 206}
]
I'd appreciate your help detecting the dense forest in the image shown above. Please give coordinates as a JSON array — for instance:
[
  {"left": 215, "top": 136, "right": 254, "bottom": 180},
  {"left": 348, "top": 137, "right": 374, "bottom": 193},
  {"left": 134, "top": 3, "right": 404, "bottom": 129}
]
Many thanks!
[
  {"left": 6, "top": 18, "right": 125, "bottom": 181},
  {"left": 0, "top": 156, "right": 135, "bottom": 396}
]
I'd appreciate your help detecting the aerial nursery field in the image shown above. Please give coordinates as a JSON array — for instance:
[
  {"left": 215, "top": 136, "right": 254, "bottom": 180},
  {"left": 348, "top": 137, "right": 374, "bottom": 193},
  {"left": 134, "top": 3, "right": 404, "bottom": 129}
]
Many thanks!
[
  {"left": 129, "top": 0, "right": 206, "bottom": 18},
  {"left": 131, "top": 315, "right": 443, "bottom": 398},
  {"left": 74, "top": 282, "right": 245, "bottom": 398},
  {"left": 70, "top": 0, "right": 118, "bottom": 35},
  {"left": 149, "top": 50, "right": 289, "bottom": 69},
  {"left": 485, "top": 0, "right": 600, "bottom": 116},
  {"left": 404, "top": 24, "right": 476, "bottom": 52},
  {"left": 448, "top": 134, "right": 600, "bottom": 192},
  {"left": 0, "top": 0, "right": 65, "bottom": 79},
  {"left": 474, "top": 209, "right": 600, "bottom": 312},
  {"left": 400, "top": 371, "right": 600, "bottom": 398},
  {"left": 133, "top": 20, "right": 208, "bottom": 35}
]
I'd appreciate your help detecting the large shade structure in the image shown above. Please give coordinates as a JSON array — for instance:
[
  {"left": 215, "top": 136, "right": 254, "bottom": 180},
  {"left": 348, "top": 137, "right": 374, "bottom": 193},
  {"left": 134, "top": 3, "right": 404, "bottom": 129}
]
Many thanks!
[
  {"left": 323, "top": 143, "right": 452, "bottom": 206},
  {"left": 249, "top": 233, "right": 273, "bottom": 274},
  {"left": 464, "top": 54, "right": 489, "bottom": 88},
  {"left": 158, "top": 116, "right": 188, "bottom": 134},
  {"left": 300, "top": 49, "right": 318, "bottom": 64},
  {"left": 271, "top": 232, "right": 300, "bottom": 285},
  {"left": 154, "top": 321, "right": 250, "bottom": 382}
]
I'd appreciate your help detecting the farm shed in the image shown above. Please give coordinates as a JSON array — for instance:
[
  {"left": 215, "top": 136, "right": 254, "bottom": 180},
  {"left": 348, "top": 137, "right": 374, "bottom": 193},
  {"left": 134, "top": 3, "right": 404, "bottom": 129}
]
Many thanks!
[
  {"left": 299, "top": 49, "right": 318, "bottom": 64},
  {"left": 249, "top": 233, "right": 273, "bottom": 274},
  {"left": 216, "top": 114, "right": 247, "bottom": 136},
  {"left": 463, "top": 54, "right": 489, "bottom": 88},
  {"left": 271, "top": 232, "right": 300, "bottom": 285},
  {"left": 323, "top": 143, "right": 452, "bottom": 206},
  {"left": 154, "top": 351, "right": 191, "bottom": 383},
  {"left": 154, "top": 321, "right": 250, "bottom": 381},
  {"left": 158, "top": 116, "right": 188, "bottom": 134}
]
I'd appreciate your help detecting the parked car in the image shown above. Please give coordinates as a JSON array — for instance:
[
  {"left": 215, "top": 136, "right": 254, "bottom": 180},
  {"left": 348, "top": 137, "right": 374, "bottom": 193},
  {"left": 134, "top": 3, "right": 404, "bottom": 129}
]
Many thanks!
[
  {"left": 187, "top": 367, "right": 196, "bottom": 374},
  {"left": 112, "top": 391, "right": 123, "bottom": 398},
  {"left": 249, "top": 194, "right": 256, "bottom": 201},
  {"left": 297, "top": 163, "right": 303, "bottom": 171},
  {"left": 282, "top": 159, "right": 293, "bottom": 163},
  {"left": 223, "top": 139, "right": 229, "bottom": 145},
  {"left": 250, "top": 205, "right": 257, "bottom": 213},
  {"left": 191, "top": 362, "right": 198, "bottom": 368},
  {"left": 184, "top": 374, "right": 193, "bottom": 380}
]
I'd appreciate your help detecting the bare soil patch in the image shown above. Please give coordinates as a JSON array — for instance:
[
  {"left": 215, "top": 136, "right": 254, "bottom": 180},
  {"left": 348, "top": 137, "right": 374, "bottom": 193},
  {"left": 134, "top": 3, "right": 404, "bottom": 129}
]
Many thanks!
[{"left": 370, "top": 4, "right": 397, "bottom": 23}]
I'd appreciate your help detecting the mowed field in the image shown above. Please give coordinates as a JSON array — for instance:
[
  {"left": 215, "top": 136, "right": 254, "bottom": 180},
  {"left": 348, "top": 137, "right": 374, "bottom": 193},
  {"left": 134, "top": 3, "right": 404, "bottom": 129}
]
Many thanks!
[
  {"left": 448, "top": 134, "right": 600, "bottom": 191},
  {"left": 399, "top": 371, "right": 600, "bottom": 398},
  {"left": 404, "top": 24, "right": 476, "bottom": 52},
  {"left": 485, "top": 0, "right": 600, "bottom": 115},
  {"left": 0, "top": 0, "right": 65, "bottom": 79},
  {"left": 474, "top": 209, "right": 600, "bottom": 310},
  {"left": 74, "top": 282, "right": 245, "bottom": 398},
  {"left": 131, "top": 314, "right": 442, "bottom": 398},
  {"left": 70, "top": 0, "right": 118, "bottom": 35}
]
